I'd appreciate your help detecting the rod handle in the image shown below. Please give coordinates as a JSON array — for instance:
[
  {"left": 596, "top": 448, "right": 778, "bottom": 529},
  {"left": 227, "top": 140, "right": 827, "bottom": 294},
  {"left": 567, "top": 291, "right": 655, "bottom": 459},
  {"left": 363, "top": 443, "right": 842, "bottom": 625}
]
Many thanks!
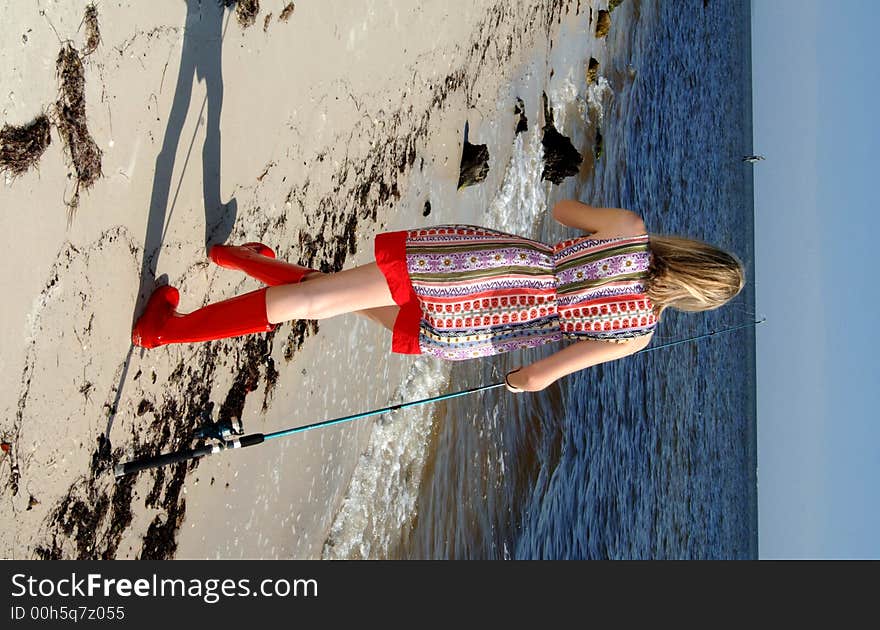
[
  {"left": 114, "top": 444, "right": 214, "bottom": 478},
  {"left": 239, "top": 433, "right": 264, "bottom": 448}
]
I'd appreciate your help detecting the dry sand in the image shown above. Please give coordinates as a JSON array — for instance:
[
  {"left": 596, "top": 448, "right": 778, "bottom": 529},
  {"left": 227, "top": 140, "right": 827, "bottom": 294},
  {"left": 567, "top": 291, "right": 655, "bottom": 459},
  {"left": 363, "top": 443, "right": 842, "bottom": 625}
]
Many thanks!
[{"left": 0, "top": 0, "right": 610, "bottom": 559}]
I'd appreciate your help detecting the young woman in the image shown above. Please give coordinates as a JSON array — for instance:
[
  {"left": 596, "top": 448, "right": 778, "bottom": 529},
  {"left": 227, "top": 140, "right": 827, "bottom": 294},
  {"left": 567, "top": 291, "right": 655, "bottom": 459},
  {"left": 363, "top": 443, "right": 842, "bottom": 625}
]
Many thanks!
[{"left": 132, "top": 200, "right": 745, "bottom": 393}]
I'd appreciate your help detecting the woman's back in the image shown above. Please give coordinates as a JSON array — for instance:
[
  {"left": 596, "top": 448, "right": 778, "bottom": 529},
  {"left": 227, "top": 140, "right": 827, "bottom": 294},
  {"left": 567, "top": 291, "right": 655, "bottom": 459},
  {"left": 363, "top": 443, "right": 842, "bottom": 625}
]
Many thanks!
[
  {"left": 553, "top": 233, "right": 657, "bottom": 340},
  {"left": 395, "top": 225, "right": 656, "bottom": 360}
]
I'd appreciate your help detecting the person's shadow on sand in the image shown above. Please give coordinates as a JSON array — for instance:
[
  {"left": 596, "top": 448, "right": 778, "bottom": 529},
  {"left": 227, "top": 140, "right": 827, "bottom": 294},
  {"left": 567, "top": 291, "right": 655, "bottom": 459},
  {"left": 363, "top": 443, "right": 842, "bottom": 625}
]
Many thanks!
[
  {"left": 134, "top": 0, "right": 237, "bottom": 319},
  {"left": 108, "top": 1, "right": 236, "bottom": 445}
]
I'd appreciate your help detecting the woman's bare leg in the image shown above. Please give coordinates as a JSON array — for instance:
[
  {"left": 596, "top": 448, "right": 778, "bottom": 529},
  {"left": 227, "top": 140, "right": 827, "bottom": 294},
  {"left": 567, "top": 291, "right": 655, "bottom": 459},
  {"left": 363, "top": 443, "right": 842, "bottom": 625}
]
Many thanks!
[
  {"left": 299, "top": 267, "right": 399, "bottom": 331},
  {"left": 357, "top": 305, "right": 400, "bottom": 331},
  {"left": 265, "top": 262, "right": 397, "bottom": 324}
]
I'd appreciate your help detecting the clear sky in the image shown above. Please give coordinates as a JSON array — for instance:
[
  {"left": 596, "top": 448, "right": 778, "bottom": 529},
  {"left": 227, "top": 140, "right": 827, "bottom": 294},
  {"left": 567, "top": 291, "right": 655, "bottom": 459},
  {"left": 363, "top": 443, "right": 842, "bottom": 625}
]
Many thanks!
[{"left": 752, "top": 0, "right": 879, "bottom": 559}]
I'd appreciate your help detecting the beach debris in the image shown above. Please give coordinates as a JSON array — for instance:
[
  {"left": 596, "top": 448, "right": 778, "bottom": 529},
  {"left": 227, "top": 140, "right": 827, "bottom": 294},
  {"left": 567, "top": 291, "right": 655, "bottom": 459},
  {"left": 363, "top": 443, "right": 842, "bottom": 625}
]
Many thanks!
[
  {"left": 0, "top": 6, "right": 101, "bottom": 186},
  {"left": 91, "top": 434, "right": 113, "bottom": 475},
  {"left": 284, "top": 319, "right": 319, "bottom": 361},
  {"left": 595, "top": 10, "right": 612, "bottom": 37},
  {"left": 263, "top": 13, "right": 273, "bottom": 32},
  {"left": 279, "top": 2, "right": 296, "bottom": 22},
  {"left": 0, "top": 115, "right": 52, "bottom": 178},
  {"left": 34, "top": 322, "right": 288, "bottom": 558},
  {"left": 136, "top": 399, "right": 155, "bottom": 416},
  {"left": 9, "top": 457, "right": 20, "bottom": 496},
  {"left": 54, "top": 43, "right": 103, "bottom": 212},
  {"left": 457, "top": 121, "right": 490, "bottom": 189},
  {"left": 514, "top": 98, "right": 529, "bottom": 135},
  {"left": 83, "top": 3, "right": 100, "bottom": 55},
  {"left": 594, "top": 127, "right": 604, "bottom": 160},
  {"left": 1, "top": 442, "right": 11, "bottom": 454},
  {"left": 263, "top": 355, "right": 279, "bottom": 412},
  {"left": 540, "top": 93, "right": 583, "bottom": 184},
  {"left": 423, "top": 200, "right": 431, "bottom": 216},
  {"left": 235, "top": 0, "right": 260, "bottom": 28},
  {"left": 587, "top": 57, "right": 600, "bottom": 84},
  {"left": 608, "top": 0, "right": 625, "bottom": 11},
  {"left": 27, "top": 495, "right": 39, "bottom": 511},
  {"left": 79, "top": 380, "right": 94, "bottom": 402}
]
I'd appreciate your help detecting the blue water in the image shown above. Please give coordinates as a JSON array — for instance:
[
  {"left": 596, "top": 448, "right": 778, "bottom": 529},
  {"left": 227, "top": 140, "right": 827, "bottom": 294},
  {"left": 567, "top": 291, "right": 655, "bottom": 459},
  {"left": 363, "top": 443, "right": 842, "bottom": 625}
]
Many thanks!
[{"left": 401, "top": 0, "right": 757, "bottom": 559}]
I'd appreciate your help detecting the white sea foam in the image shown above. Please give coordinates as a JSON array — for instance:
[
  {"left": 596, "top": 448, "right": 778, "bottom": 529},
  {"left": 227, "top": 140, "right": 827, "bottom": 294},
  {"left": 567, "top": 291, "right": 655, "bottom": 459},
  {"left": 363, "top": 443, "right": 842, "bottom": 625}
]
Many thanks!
[
  {"left": 321, "top": 356, "right": 448, "bottom": 559},
  {"left": 485, "top": 125, "right": 547, "bottom": 236},
  {"left": 585, "top": 76, "right": 613, "bottom": 126}
]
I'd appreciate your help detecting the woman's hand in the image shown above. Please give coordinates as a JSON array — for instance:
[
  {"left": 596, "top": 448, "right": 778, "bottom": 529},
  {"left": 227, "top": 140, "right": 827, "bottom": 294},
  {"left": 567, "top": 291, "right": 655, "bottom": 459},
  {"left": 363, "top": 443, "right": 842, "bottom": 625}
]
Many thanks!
[
  {"left": 505, "top": 368, "right": 528, "bottom": 393},
  {"left": 503, "top": 335, "right": 654, "bottom": 394}
]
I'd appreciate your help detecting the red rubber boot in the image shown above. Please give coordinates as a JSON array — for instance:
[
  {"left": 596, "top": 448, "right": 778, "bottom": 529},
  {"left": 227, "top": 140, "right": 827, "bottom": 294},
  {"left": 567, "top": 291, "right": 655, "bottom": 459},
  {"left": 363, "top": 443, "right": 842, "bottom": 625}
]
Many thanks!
[
  {"left": 132, "top": 285, "right": 275, "bottom": 349},
  {"left": 209, "top": 243, "right": 317, "bottom": 286}
]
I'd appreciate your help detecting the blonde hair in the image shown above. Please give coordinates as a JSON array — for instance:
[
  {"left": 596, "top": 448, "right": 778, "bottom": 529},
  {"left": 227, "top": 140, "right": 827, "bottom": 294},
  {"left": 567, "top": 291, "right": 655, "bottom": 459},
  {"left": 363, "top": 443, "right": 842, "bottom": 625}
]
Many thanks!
[{"left": 646, "top": 235, "right": 745, "bottom": 316}]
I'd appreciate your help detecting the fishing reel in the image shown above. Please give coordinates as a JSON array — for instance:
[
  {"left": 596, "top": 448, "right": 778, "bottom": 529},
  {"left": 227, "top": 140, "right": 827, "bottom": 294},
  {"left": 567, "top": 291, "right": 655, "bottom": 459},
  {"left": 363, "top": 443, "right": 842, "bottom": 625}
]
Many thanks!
[
  {"left": 194, "top": 403, "right": 244, "bottom": 442},
  {"left": 195, "top": 417, "right": 243, "bottom": 441},
  {"left": 114, "top": 404, "right": 253, "bottom": 479}
]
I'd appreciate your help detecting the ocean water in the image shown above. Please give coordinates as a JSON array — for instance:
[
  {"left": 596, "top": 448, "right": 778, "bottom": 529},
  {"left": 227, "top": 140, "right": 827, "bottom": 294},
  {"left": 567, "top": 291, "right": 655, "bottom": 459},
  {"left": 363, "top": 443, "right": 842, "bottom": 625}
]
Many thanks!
[
  {"left": 324, "top": 0, "right": 757, "bottom": 559},
  {"left": 404, "top": 0, "right": 756, "bottom": 560}
]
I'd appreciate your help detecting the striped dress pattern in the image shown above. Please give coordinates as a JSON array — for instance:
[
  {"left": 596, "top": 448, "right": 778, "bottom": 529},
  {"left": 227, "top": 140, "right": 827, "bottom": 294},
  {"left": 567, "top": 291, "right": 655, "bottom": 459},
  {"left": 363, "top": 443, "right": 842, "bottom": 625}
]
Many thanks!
[
  {"left": 375, "top": 225, "right": 657, "bottom": 361},
  {"left": 554, "top": 233, "right": 657, "bottom": 341}
]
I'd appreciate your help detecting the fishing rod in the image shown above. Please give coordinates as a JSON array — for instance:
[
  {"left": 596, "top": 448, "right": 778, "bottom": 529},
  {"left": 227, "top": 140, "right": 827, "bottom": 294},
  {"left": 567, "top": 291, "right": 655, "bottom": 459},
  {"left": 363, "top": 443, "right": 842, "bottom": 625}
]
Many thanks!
[{"left": 114, "top": 318, "right": 765, "bottom": 478}]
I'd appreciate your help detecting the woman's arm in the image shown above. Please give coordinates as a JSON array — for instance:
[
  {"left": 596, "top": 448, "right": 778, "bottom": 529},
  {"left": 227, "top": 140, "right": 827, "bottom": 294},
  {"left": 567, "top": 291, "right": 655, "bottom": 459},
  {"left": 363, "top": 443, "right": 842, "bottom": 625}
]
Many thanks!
[
  {"left": 506, "top": 333, "right": 654, "bottom": 392},
  {"left": 552, "top": 199, "right": 646, "bottom": 237}
]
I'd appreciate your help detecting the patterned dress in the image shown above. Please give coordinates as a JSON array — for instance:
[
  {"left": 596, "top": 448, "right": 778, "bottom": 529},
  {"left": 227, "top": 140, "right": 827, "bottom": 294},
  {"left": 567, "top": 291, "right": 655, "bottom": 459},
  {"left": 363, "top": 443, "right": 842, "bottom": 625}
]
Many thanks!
[{"left": 375, "top": 225, "right": 657, "bottom": 361}]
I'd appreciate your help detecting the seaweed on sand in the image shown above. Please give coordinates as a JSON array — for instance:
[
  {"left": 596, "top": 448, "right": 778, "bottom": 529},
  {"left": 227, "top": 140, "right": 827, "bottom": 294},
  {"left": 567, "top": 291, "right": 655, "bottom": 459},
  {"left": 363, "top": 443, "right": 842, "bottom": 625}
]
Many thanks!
[
  {"left": 54, "top": 43, "right": 103, "bottom": 212},
  {"left": 236, "top": 0, "right": 260, "bottom": 29},
  {"left": 279, "top": 3, "right": 296, "bottom": 23},
  {"left": 83, "top": 4, "right": 100, "bottom": 55},
  {"left": 0, "top": 115, "right": 52, "bottom": 178}
]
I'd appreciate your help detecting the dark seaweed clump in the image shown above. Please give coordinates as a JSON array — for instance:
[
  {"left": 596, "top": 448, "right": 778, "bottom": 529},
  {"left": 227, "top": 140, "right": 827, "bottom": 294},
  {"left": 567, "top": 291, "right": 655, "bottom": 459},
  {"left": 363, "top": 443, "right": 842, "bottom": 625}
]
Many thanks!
[
  {"left": 83, "top": 4, "right": 100, "bottom": 54},
  {"left": 55, "top": 43, "right": 103, "bottom": 210},
  {"left": 587, "top": 57, "right": 600, "bottom": 84},
  {"left": 457, "top": 122, "right": 490, "bottom": 189},
  {"left": 514, "top": 97, "right": 529, "bottom": 135},
  {"left": 595, "top": 10, "right": 612, "bottom": 38},
  {"left": 540, "top": 93, "right": 583, "bottom": 184},
  {"left": 0, "top": 115, "right": 52, "bottom": 177},
  {"left": 458, "top": 142, "right": 490, "bottom": 189},
  {"left": 279, "top": 3, "right": 296, "bottom": 22},
  {"left": 236, "top": 0, "right": 260, "bottom": 28}
]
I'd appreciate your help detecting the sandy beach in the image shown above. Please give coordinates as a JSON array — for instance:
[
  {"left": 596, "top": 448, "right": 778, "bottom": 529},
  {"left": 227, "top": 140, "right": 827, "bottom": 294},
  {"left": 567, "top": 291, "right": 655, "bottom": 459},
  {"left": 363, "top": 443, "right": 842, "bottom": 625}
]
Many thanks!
[{"left": 0, "top": 0, "right": 621, "bottom": 559}]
